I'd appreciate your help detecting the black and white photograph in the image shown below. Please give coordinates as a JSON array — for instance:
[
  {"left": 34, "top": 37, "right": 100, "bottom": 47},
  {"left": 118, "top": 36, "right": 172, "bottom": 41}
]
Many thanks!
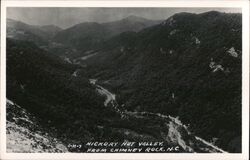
[{"left": 0, "top": 0, "right": 249, "bottom": 159}]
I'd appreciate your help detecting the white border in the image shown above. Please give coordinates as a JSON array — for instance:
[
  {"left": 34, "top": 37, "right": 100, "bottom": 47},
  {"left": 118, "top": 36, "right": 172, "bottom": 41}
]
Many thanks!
[{"left": 0, "top": 1, "right": 249, "bottom": 160}]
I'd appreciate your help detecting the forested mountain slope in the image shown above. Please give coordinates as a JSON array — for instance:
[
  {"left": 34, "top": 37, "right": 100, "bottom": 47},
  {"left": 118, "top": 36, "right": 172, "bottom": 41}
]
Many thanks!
[
  {"left": 84, "top": 11, "right": 242, "bottom": 152},
  {"left": 6, "top": 39, "right": 110, "bottom": 146}
]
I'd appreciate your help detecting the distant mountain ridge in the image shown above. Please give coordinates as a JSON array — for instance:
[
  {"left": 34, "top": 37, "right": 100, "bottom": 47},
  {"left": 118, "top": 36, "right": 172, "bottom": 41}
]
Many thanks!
[
  {"left": 53, "top": 16, "right": 162, "bottom": 51},
  {"left": 102, "top": 15, "right": 162, "bottom": 35},
  {"left": 38, "top": 25, "right": 62, "bottom": 36},
  {"left": 7, "top": 18, "right": 62, "bottom": 45}
]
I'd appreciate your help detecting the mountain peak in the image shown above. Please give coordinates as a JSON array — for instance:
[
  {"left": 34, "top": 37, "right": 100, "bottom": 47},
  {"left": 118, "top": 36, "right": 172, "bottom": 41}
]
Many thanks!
[
  {"left": 7, "top": 18, "right": 25, "bottom": 26},
  {"left": 123, "top": 15, "right": 148, "bottom": 22},
  {"left": 39, "top": 25, "right": 62, "bottom": 32},
  {"left": 200, "top": 10, "right": 222, "bottom": 16},
  {"left": 7, "top": 18, "right": 17, "bottom": 23}
]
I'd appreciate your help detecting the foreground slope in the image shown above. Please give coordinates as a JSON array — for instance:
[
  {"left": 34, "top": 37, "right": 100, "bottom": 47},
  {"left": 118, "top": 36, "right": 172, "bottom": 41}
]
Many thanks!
[{"left": 7, "top": 99, "right": 68, "bottom": 153}]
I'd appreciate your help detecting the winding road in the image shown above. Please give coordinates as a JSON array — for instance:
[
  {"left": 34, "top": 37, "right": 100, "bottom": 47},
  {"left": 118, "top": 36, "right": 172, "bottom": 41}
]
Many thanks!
[
  {"left": 90, "top": 79, "right": 116, "bottom": 106},
  {"left": 89, "top": 78, "right": 227, "bottom": 153}
]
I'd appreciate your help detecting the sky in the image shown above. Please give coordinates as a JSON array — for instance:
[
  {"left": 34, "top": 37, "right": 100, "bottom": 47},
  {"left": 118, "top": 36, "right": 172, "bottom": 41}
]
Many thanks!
[{"left": 7, "top": 8, "right": 241, "bottom": 29}]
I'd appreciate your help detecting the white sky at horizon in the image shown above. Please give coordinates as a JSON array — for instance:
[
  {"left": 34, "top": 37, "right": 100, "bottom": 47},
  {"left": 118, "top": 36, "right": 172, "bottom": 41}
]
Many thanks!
[{"left": 7, "top": 8, "right": 241, "bottom": 29}]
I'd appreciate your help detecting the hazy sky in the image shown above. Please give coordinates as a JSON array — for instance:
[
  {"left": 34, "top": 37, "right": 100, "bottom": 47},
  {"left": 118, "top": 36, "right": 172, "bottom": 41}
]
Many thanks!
[{"left": 7, "top": 8, "right": 241, "bottom": 29}]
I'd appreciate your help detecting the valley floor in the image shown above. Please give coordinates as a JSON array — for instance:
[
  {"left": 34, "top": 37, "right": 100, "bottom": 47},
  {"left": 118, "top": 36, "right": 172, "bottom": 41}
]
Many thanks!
[
  {"left": 6, "top": 79, "right": 227, "bottom": 153},
  {"left": 88, "top": 79, "right": 227, "bottom": 153}
]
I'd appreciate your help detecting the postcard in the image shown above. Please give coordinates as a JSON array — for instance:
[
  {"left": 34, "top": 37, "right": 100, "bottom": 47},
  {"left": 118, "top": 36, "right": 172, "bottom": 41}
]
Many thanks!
[{"left": 0, "top": 0, "right": 249, "bottom": 160}]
